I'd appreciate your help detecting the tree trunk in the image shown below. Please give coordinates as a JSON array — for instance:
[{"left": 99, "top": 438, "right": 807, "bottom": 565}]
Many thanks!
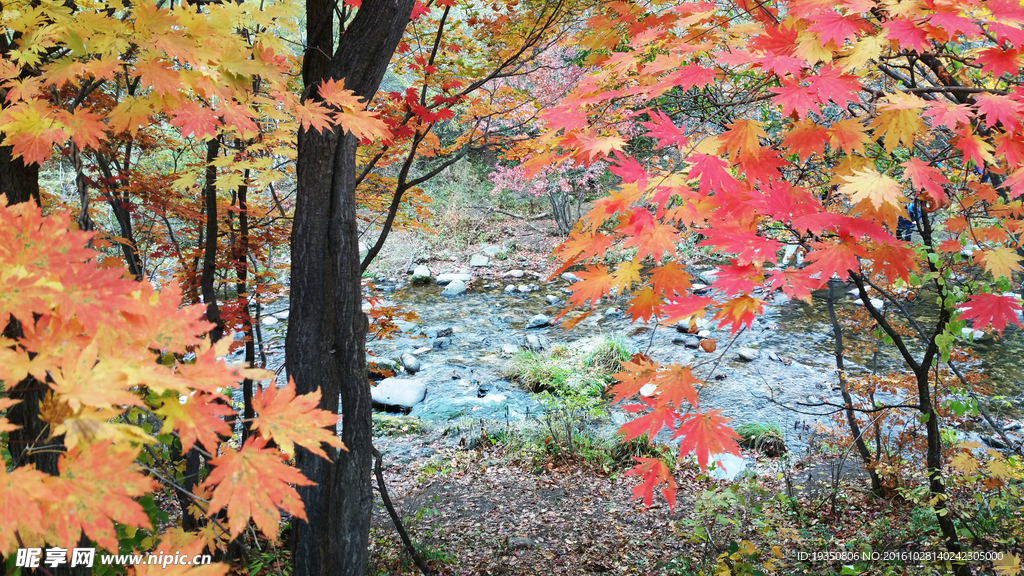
[{"left": 287, "top": 2, "right": 414, "bottom": 575}]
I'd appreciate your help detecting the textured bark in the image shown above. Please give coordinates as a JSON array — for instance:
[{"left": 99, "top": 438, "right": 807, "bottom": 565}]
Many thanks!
[
  {"left": 0, "top": 145, "right": 40, "bottom": 206},
  {"left": 287, "top": 2, "right": 414, "bottom": 575},
  {"left": 201, "top": 138, "right": 225, "bottom": 343}
]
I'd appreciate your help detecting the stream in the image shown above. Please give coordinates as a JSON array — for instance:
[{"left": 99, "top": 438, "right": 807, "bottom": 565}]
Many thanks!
[{"left": 232, "top": 265, "right": 1024, "bottom": 474}]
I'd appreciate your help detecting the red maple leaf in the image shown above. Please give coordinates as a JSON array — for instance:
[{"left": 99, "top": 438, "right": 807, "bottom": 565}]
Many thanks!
[
  {"left": 902, "top": 157, "right": 948, "bottom": 208},
  {"left": 623, "top": 457, "right": 677, "bottom": 509},
  {"left": 977, "top": 47, "right": 1022, "bottom": 78},
  {"left": 619, "top": 403, "right": 679, "bottom": 441},
  {"left": 639, "top": 109, "right": 688, "bottom": 148},
  {"left": 608, "top": 152, "right": 649, "bottom": 189},
  {"left": 808, "top": 10, "right": 864, "bottom": 45},
  {"left": 974, "top": 92, "right": 1023, "bottom": 131},
  {"left": 653, "top": 364, "right": 701, "bottom": 410},
  {"left": 807, "top": 65, "right": 861, "bottom": 107},
  {"left": 169, "top": 101, "right": 220, "bottom": 140},
  {"left": 649, "top": 261, "right": 692, "bottom": 298},
  {"left": 672, "top": 410, "right": 742, "bottom": 471},
  {"left": 884, "top": 18, "right": 931, "bottom": 52},
  {"left": 687, "top": 153, "right": 740, "bottom": 194},
  {"left": 661, "top": 294, "right": 715, "bottom": 324},
  {"left": 769, "top": 78, "right": 819, "bottom": 120},
  {"left": 410, "top": 2, "right": 429, "bottom": 19},
  {"left": 957, "top": 293, "right": 1022, "bottom": 335},
  {"left": 802, "top": 240, "right": 868, "bottom": 281},
  {"left": 627, "top": 287, "right": 663, "bottom": 324},
  {"left": 710, "top": 262, "right": 763, "bottom": 295}
]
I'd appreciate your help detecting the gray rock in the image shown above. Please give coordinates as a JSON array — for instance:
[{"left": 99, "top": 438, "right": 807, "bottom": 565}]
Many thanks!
[
  {"left": 545, "top": 295, "right": 561, "bottom": 305},
  {"left": 528, "top": 284, "right": 540, "bottom": 292},
  {"left": 671, "top": 336, "right": 699, "bottom": 348},
  {"left": 441, "top": 279, "right": 468, "bottom": 297},
  {"left": 425, "top": 326, "right": 453, "bottom": 338},
  {"left": 412, "top": 346, "right": 433, "bottom": 355},
  {"left": 482, "top": 244, "right": 503, "bottom": 256},
  {"left": 691, "top": 283, "right": 710, "bottom": 294},
  {"left": 393, "top": 319, "right": 418, "bottom": 334},
  {"left": 737, "top": 348, "right": 760, "bottom": 362},
  {"left": 469, "top": 254, "right": 489, "bottom": 267},
  {"left": 504, "top": 284, "right": 517, "bottom": 295},
  {"left": 401, "top": 352, "right": 421, "bottom": 375},
  {"left": 561, "top": 272, "right": 581, "bottom": 283},
  {"left": 526, "top": 314, "right": 551, "bottom": 329},
  {"left": 432, "top": 336, "right": 452, "bottom": 349},
  {"left": 853, "top": 297, "right": 884, "bottom": 309},
  {"left": 500, "top": 344, "right": 520, "bottom": 357},
  {"left": 371, "top": 378, "right": 427, "bottom": 411},
  {"left": 981, "top": 435, "right": 1008, "bottom": 449},
  {"left": 604, "top": 307, "right": 622, "bottom": 318},
  {"left": 507, "top": 537, "right": 535, "bottom": 550},
  {"left": 261, "top": 316, "right": 279, "bottom": 326},
  {"left": 526, "top": 334, "right": 546, "bottom": 351},
  {"left": 503, "top": 269, "right": 525, "bottom": 278},
  {"left": 697, "top": 329, "right": 711, "bottom": 338},
  {"left": 410, "top": 265, "right": 431, "bottom": 284},
  {"left": 768, "top": 351, "right": 779, "bottom": 362},
  {"left": 436, "top": 273, "right": 472, "bottom": 285},
  {"left": 517, "top": 284, "right": 530, "bottom": 293},
  {"left": 707, "top": 453, "right": 747, "bottom": 481}
]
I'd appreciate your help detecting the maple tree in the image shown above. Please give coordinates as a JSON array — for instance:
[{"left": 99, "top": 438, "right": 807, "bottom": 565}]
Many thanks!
[
  {"left": 0, "top": 200, "right": 343, "bottom": 572},
  {"left": 521, "top": 0, "right": 1024, "bottom": 571}
]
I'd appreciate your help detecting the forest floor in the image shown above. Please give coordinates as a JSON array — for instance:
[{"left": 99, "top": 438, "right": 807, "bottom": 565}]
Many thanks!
[
  {"left": 365, "top": 422, "right": 879, "bottom": 576},
  {"left": 369, "top": 427, "right": 751, "bottom": 575}
]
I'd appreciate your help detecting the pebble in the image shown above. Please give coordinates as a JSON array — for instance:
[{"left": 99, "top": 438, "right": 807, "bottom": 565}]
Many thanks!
[
  {"left": 525, "top": 314, "right": 551, "bottom": 329},
  {"left": 737, "top": 348, "right": 760, "bottom": 362}
]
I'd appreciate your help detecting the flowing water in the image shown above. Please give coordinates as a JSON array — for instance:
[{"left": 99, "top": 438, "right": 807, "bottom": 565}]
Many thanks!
[{"left": 231, "top": 271, "right": 1024, "bottom": 462}]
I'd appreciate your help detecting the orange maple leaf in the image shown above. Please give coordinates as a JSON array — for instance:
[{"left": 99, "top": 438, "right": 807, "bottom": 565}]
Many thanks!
[
  {"left": 157, "top": 392, "right": 234, "bottom": 453},
  {"left": 251, "top": 378, "right": 345, "bottom": 459},
  {"left": 712, "top": 294, "right": 763, "bottom": 335},
  {"left": 567, "top": 265, "right": 615, "bottom": 307},
  {"left": 201, "top": 437, "right": 315, "bottom": 542},
  {"left": 50, "top": 442, "right": 159, "bottom": 551}
]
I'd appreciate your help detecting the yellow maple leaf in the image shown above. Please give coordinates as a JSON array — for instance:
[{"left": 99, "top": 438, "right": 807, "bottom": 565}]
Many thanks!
[
  {"left": 951, "top": 452, "right": 980, "bottom": 474},
  {"left": 838, "top": 168, "right": 906, "bottom": 210},
  {"left": 870, "top": 92, "right": 928, "bottom": 152},
  {"left": 980, "top": 247, "right": 1023, "bottom": 280},
  {"left": 611, "top": 259, "right": 643, "bottom": 291},
  {"left": 842, "top": 35, "right": 885, "bottom": 71},
  {"left": 995, "top": 553, "right": 1022, "bottom": 576}
]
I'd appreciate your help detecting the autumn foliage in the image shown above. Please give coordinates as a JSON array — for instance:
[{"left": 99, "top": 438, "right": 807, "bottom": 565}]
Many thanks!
[
  {"left": 523, "top": 0, "right": 1024, "bottom": 514},
  {"left": 0, "top": 201, "right": 339, "bottom": 567}
]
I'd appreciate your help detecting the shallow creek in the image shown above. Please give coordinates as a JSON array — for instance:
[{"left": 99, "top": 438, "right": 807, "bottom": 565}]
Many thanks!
[{"left": 234, "top": 272, "right": 1024, "bottom": 470}]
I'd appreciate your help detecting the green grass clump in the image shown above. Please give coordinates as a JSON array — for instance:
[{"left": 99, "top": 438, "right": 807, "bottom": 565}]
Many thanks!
[
  {"left": 501, "top": 335, "right": 631, "bottom": 396},
  {"left": 735, "top": 422, "right": 787, "bottom": 457}
]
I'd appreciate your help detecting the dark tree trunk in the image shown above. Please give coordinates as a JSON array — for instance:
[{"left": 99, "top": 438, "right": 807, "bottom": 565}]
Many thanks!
[
  {"left": 287, "top": 2, "right": 414, "bottom": 575},
  {"left": 0, "top": 145, "right": 40, "bottom": 206},
  {"left": 201, "top": 138, "right": 224, "bottom": 342}
]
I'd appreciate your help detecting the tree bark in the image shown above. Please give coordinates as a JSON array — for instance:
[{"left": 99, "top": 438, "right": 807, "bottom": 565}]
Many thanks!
[{"left": 287, "top": 2, "right": 414, "bottom": 575}]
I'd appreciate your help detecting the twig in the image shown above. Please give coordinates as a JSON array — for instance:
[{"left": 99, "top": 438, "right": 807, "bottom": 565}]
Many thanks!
[{"left": 372, "top": 446, "right": 433, "bottom": 576}]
